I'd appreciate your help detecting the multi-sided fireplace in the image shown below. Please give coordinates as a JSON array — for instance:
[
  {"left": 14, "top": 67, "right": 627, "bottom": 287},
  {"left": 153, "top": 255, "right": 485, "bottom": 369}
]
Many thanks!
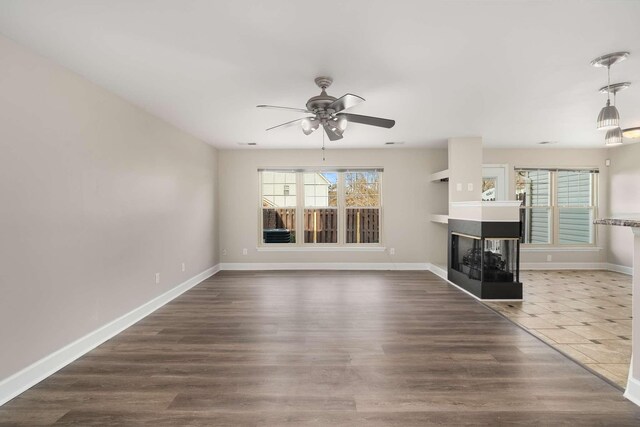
[{"left": 448, "top": 218, "right": 522, "bottom": 300}]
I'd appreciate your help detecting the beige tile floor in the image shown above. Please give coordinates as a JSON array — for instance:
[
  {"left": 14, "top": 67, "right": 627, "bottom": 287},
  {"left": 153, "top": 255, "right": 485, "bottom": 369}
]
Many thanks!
[{"left": 485, "top": 270, "right": 632, "bottom": 388}]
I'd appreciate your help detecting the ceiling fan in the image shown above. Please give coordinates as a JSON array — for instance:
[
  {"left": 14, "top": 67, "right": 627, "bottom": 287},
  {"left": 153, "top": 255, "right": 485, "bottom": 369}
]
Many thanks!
[{"left": 257, "top": 77, "right": 395, "bottom": 141}]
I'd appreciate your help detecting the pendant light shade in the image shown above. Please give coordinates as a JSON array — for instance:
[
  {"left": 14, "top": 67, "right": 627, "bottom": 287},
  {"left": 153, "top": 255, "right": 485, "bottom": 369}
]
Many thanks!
[
  {"left": 605, "top": 127, "right": 623, "bottom": 145},
  {"left": 597, "top": 99, "right": 620, "bottom": 130}
]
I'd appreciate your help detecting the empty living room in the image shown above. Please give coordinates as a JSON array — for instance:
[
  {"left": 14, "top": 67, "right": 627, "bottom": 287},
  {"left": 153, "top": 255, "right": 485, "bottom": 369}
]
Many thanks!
[{"left": 2, "top": 1, "right": 640, "bottom": 425}]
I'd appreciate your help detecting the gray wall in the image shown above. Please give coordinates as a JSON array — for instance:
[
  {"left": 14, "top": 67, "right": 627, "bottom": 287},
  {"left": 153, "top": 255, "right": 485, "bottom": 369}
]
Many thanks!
[
  {"left": 448, "top": 137, "right": 482, "bottom": 203},
  {"left": 607, "top": 142, "right": 640, "bottom": 268},
  {"left": 218, "top": 148, "right": 448, "bottom": 266},
  {"left": 0, "top": 35, "right": 219, "bottom": 380}
]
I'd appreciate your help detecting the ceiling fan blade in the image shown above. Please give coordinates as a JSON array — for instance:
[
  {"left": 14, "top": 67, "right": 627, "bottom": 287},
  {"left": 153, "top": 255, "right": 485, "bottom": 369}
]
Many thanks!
[
  {"left": 337, "top": 113, "right": 395, "bottom": 129},
  {"left": 323, "top": 125, "right": 343, "bottom": 141},
  {"left": 257, "top": 105, "right": 312, "bottom": 114},
  {"left": 266, "top": 117, "right": 312, "bottom": 131},
  {"left": 327, "top": 93, "right": 365, "bottom": 113}
]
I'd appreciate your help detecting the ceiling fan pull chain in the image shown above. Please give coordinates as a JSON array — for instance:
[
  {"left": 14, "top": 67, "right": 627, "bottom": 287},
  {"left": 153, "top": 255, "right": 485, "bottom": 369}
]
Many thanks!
[{"left": 322, "top": 131, "right": 326, "bottom": 162}]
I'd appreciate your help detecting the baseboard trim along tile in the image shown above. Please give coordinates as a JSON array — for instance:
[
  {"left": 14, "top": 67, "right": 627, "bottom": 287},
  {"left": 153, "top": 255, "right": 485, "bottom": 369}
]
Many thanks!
[
  {"left": 606, "top": 263, "right": 634, "bottom": 276},
  {"left": 521, "top": 262, "right": 632, "bottom": 275},
  {"left": 0, "top": 264, "right": 220, "bottom": 407}
]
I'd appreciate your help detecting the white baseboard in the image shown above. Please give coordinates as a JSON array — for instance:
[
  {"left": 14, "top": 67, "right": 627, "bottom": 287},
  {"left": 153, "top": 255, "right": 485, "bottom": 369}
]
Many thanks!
[
  {"left": 428, "top": 263, "right": 448, "bottom": 280},
  {"left": 625, "top": 374, "right": 640, "bottom": 407},
  {"left": 0, "top": 264, "right": 220, "bottom": 407},
  {"left": 606, "top": 263, "right": 634, "bottom": 275},
  {"left": 219, "top": 262, "right": 431, "bottom": 271},
  {"left": 521, "top": 262, "right": 632, "bottom": 276}
]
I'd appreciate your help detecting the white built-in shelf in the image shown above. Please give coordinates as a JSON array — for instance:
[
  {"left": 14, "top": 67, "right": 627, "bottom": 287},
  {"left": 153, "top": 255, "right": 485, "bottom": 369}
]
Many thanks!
[
  {"left": 430, "top": 214, "right": 449, "bottom": 224},
  {"left": 429, "top": 169, "right": 449, "bottom": 183}
]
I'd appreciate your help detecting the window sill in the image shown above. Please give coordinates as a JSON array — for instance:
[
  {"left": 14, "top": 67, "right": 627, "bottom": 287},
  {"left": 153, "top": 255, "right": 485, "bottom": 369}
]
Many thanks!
[
  {"left": 256, "top": 246, "right": 386, "bottom": 252},
  {"left": 521, "top": 246, "right": 603, "bottom": 252}
]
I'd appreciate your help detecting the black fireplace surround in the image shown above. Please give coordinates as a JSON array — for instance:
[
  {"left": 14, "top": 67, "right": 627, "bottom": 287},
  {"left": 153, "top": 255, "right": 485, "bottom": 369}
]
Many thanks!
[{"left": 448, "top": 219, "right": 522, "bottom": 300}]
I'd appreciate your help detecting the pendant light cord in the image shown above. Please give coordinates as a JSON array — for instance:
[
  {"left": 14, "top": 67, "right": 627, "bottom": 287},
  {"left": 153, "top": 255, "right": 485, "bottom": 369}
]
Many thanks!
[{"left": 607, "top": 64, "right": 611, "bottom": 104}]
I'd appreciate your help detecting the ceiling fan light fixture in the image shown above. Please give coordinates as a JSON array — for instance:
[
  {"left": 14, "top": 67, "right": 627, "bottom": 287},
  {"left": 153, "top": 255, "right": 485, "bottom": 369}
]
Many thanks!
[
  {"left": 605, "top": 127, "right": 623, "bottom": 145},
  {"left": 622, "top": 127, "right": 640, "bottom": 139},
  {"left": 336, "top": 116, "right": 348, "bottom": 132},
  {"left": 597, "top": 99, "right": 620, "bottom": 130},
  {"left": 301, "top": 117, "right": 319, "bottom": 135},
  {"left": 259, "top": 77, "right": 395, "bottom": 142},
  {"left": 327, "top": 122, "right": 344, "bottom": 136}
]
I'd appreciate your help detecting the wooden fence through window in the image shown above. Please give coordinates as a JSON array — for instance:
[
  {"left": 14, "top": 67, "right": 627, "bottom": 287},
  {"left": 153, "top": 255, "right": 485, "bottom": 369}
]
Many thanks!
[
  {"left": 304, "top": 209, "right": 338, "bottom": 243},
  {"left": 263, "top": 208, "right": 380, "bottom": 244},
  {"left": 346, "top": 208, "right": 379, "bottom": 243},
  {"left": 263, "top": 208, "right": 296, "bottom": 230}
]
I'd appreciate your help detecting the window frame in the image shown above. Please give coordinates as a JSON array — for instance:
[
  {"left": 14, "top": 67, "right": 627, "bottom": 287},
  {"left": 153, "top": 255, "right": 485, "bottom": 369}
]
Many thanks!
[
  {"left": 258, "top": 168, "right": 384, "bottom": 248},
  {"left": 515, "top": 168, "right": 598, "bottom": 247}
]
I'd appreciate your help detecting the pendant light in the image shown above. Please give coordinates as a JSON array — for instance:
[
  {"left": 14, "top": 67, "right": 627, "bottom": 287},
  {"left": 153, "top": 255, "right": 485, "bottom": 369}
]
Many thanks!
[
  {"left": 591, "top": 52, "right": 629, "bottom": 131},
  {"left": 605, "top": 127, "right": 623, "bottom": 145},
  {"left": 596, "top": 64, "right": 620, "bottom": 130},
  {"left": 603, "top": 88, "right": 627, "bottom": 145}
]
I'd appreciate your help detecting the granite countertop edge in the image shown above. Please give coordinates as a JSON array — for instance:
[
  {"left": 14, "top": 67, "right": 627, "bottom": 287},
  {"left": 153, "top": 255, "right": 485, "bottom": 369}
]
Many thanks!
[{"left": 594, "top": 218, "right": 640, "bottom": 227}]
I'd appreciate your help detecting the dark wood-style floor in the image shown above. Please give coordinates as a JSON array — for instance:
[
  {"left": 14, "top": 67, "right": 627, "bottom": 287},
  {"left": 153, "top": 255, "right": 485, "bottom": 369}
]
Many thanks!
[{"left": 1, "top": 271, "right": 639, "bottom": 426}]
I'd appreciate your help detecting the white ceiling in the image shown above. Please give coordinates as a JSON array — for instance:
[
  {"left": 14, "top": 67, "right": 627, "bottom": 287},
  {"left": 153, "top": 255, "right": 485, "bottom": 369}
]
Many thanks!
[{"left": 1, "top": 0, "right": 639, "bottom": 149}]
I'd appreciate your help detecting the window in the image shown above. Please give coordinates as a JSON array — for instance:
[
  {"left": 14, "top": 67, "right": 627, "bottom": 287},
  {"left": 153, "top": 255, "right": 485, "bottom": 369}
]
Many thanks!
[
  {"left": 304, "top": 172, "right": 337, "bottom": 244},
  {"left": 259, "top": 169, "right": 382, "bottom": 246},
  {"left": 262, "top": 171, "right": 297, "bottom": 243},
  {"left": 515, "top": 168, "right": 597, "bottom": 246},
  {"left": 344, "top": 171, "right": 381, "bottom": 244}
]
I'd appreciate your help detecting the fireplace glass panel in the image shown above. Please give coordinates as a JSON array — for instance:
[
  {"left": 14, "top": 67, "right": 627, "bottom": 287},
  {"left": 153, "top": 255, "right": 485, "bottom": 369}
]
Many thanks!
[
  {"left": 451, "top": 234, "right": 519, "bottom": 284},
  {"left": 451, "top": 234, "right": 482, "bottom": 281},
  {"left": 482, "top": 239, "right": 517, "bottom": 283}
]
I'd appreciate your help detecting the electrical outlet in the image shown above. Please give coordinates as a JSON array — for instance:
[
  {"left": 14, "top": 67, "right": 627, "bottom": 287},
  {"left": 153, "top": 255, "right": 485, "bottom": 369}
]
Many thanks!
[
  {"left": 467, "top": 183, "right": 473, "bottom": 191},
  {"left": 456, "top": 183, "right": 462, "bottom": 192},
  {"left": 389, "top": 248, "right": 395, "bottom": 255},
  {"left": 546, "top": 254, "right": 552, "bottom": 262},
  {"left": 155, "top": 273, "right": 160, "bottom": 284},
  {"left": 181, "top": 262, "right": 186, "bottom": 272},
  {"left": 243, "top": 248, "right": 248, "bottom": 255},
  {"left": 222, "top": 249, "right": 227, "bottom": 256}
]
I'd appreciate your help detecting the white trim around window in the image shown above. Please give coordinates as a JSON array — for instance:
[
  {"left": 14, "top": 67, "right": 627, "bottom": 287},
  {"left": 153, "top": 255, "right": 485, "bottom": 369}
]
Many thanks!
[{"left": 258, "top": 168, "right": 384, "bottom": 248}]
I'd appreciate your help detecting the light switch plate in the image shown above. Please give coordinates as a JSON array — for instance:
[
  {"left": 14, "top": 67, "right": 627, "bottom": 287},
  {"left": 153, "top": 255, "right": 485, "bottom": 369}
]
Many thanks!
[
  {"left": 467, "top": 183, "right": 473, "bottom": 191},
  {"left": 456, "top": 183, "right": 462, "bottom": 191}
]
